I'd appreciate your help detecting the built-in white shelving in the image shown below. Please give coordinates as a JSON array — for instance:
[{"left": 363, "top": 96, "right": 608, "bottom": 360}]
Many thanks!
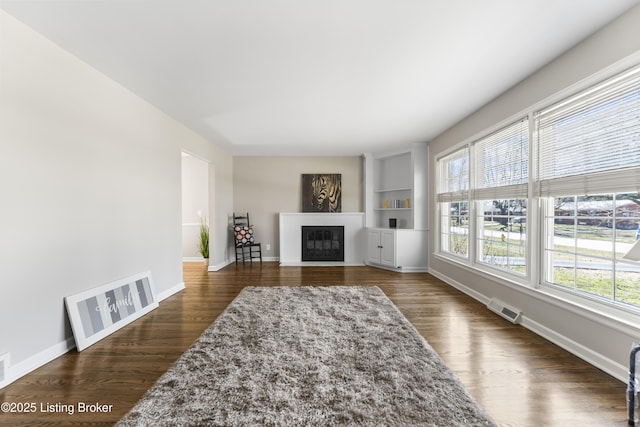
[
  {"left": 372, "top": 151, "right": 413, "bottom": 228},
  {"left": 363, "top": 143, "right": 429, "bottom": 272}
]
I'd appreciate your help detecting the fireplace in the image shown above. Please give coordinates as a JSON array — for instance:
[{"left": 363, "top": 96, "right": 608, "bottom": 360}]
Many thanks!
[
  {"left": 279, "top": 213, "right": 364, "bottom": 266},
  {"left": 301, "top": 226, "right": 344, "bottom": 262}
]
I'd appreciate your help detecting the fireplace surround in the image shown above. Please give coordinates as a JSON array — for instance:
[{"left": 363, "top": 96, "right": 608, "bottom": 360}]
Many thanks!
[{"left": 278, "top": 213, "right": 365, "bottom": 266}]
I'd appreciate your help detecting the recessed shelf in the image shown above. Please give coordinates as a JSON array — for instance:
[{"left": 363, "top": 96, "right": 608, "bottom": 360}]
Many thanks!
[{"left": 371, "top": 151, "right": 414, "bottom": 229}]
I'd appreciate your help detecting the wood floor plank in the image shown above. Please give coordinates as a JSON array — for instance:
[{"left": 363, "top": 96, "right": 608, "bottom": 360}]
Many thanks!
[{"left": 0, "top": 262, "right": 628, "bottom": 426}]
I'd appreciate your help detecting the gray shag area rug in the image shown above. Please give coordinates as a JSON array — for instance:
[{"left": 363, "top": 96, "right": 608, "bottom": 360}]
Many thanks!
[{"left": 117, "top": 286, "right": 496, "bottom": 426}]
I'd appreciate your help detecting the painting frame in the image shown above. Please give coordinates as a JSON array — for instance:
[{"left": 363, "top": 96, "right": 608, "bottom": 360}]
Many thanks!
[
  {"left": 301, "top": 173, "right": 342, "bottom": 213},
  {"left": 65, "top": 271, "right": 159, "bottom": 351}
]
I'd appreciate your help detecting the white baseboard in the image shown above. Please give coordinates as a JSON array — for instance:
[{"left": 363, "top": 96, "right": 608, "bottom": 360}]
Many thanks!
[
  {"left": 429, "top": 269, "right": 491, "bottom": 305},
  {"left": 429, "top": 268, "right": 627, "bottom": 383},
  {"left": 364, "top": 261, "right": 428, "bottom": 273},
  {"left": 280, "top": 261, "right": 364, "bottom": 267},
  {"left": 397, "top": 267, "right": 429, "bottom": 273},
  {"left": 208, "top": 258, "right": 234, "bottom": 271},
  {"left": 157, "top": 282, "right": 185, "bottom": 300},
  {"left": 209, "top": 257, "right": 280, "bottom": 271},
  {"left": 4, "top": 336, "right": 76, "bottom": 389},
  {"left": 1, "top": 280, "right": 187, "bottom": 390},
  {"left": 521, "top": 316, "right": 627, "bottom": 382}
]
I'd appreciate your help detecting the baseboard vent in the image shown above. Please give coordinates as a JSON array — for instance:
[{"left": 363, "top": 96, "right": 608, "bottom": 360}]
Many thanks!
[
  {"left": 487, "top": 298, "right": 522, "bottom": 324},
  {"left": 0, "top": 352, "right": 9, "bottom": 388}
]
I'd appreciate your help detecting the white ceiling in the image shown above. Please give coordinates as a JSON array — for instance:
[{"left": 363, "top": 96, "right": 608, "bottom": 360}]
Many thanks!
[{"left": 1, "top": 1, "right": 638, "bottom": 156}]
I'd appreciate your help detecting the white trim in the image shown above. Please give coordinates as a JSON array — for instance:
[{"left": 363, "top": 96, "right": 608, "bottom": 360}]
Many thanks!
[
  {"left": 440, "top": 51, "right": 640, "bottom": 157},
  {"left": 364, "top": 261, "right": 427, "bottom": 273},
  {"left": 1, "top": 280, "right": 186, "bottom": 390},
  {"left": 429, "top": 268, "right": 491, "bottom": 305},
  {"left": 527, "top": 50, "right": 640, "bottom": 121},
  {"left": 0, "top": 352, "right": 10, "bottom": 389},
  {"left": 208, "top": 258, "right": 234, "bottom": 271},
  {"left": 281, "top": 261, "right": 365, "bottom": 267},
  {"left": 209, "top": 257, "right": 282, "bottom": 271},
  {"left": 278, "top": 212, "right": 366, "bottom": 265},
  {"left": 434, "top": 53, "right": 640, "bottom": 195},
  {"left": 430, "top": 264, "right": 635, "bottom": 383},
  {"left": 434, "top": 252, "right": 640, "bottom": 335},
  {"left": 534, "top": 284, "right": 640, "bottom": 336},
  {"left": 435, "top": 250, "right": 531, "bottom": 288},
  {"left": 3, "top": 337, "right": 76, "bottom": 390},
  {"left": 394, "top": 266, "right": 428, "bottom": 273},
  {"left": 432, "top": 52, "right": 640, "bottom": 340},
  {"left": 157, "top": 282, "right": 185, "bottom": 301},
  {"left": 522, "top": 316, "right": 627, "bottom": 382}
]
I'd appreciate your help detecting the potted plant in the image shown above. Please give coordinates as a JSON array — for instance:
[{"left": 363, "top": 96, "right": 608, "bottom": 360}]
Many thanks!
[{"left": 198, "top": 215, "right": 210, "bottom": 265}]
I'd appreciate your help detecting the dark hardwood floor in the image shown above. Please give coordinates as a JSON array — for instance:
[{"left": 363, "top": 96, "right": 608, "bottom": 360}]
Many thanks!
[{"left": 0, "top": 262, "right": 628, "bottom": 426}]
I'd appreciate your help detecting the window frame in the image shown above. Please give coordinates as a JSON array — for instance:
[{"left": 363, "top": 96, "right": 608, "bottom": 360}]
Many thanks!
[
  {"left": 472, "top": 117, "right": 530, "bottom": 276},
  {"left": 434, "top": 59, "right": 640, "bottom": 317},
  {"left": 540, "top": 192, "right": 640, "bottom": 311},
  {"left": 436, "top": 146, "right": 470, "bottom": 259},
  {"left": 435, "top": 118, "right": 531, "bottom": 279}
]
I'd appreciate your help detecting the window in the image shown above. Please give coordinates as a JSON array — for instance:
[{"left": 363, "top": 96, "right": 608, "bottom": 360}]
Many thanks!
[
  {"left": 477, "top": 198, "right": 527, "bottom": 274},
  {"left": 435, "top": 62, "right": 640, "bottom": 311},
  {"left": 543, "top": 193, "right": 640, "bottom": 307},
  {"left": 475, "top": 119, "right": 528, "bottom": 190},
  {"left": 536, "top": 66, "right": 640, "bottom": 190},
  {"left": 437, "top": 148, "right": 469, "bottom": 257},
  {"left": 436, "top": 119, "right": 529, "bottom": 272},
  {"left": 474, "top": 119, "right": 529, "bottom": 274},
  {"left": 439, "top": 147, "right": 469, "bottom": 194},
  {"left": 536, "top": 64, "right": 640, "bottom": 308}
]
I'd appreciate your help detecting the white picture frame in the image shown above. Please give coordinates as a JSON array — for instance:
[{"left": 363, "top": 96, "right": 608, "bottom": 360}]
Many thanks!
[{"left": 65, "top": 271, "right": 158, "bottom": 351}]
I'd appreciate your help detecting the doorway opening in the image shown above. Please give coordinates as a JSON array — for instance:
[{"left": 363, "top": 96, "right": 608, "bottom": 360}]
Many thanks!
[{"left": 181, "top": 152, "right": 210, "bottom": 265}]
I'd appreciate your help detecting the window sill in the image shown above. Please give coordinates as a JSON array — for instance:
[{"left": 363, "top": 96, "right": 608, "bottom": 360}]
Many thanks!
[{"left": 433, "top": 252, "right": 640, "bottom": 337}]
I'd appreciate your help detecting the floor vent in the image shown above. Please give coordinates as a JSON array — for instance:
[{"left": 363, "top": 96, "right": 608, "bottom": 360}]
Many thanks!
[
  {"left": 487, "top": 298, "right": 522, "bottom": 324},
  {"left": 0, "top": 353, "right": 9, "bottom": 388}
]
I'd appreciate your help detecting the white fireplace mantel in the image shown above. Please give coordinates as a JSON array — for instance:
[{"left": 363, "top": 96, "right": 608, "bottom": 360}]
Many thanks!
[{"left": 279, "top": 212, "right": 365, "bottom": 266}]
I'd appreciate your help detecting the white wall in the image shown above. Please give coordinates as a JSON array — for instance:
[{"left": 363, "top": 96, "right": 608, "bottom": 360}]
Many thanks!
[
  {"left": 428, "top": 5, "right": 640, "bottom": 381},
  {"left": 233, "top": 156, "right": 363, "bottom": 260},
  {"left": 0, "top": 11, "right": 234, "bottom": 385}
]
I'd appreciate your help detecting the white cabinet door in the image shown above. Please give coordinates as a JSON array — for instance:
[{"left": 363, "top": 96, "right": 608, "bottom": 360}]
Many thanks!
[
  {"left": 366, "top": 227, "right": 428, "bottom": 272},
  {"left": 367, "top": 229, "right": 396, "bottom": 267},
  {"left": 367, "top": 229, "right": 383, "bottom": 264},
  {"left": 380, "top": 230, "right": 396, "bottom": 266}
]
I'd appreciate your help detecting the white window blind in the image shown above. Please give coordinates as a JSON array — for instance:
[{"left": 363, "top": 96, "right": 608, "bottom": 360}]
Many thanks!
[
  {"left": 474, "top": 118, "right": 529, "bottom": 200},
  {"left": 536, "top": 65, "right": 640, "bottom": 196},
  {"left": 437, "top": 147, "right": 469, "bottom": 202}
]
